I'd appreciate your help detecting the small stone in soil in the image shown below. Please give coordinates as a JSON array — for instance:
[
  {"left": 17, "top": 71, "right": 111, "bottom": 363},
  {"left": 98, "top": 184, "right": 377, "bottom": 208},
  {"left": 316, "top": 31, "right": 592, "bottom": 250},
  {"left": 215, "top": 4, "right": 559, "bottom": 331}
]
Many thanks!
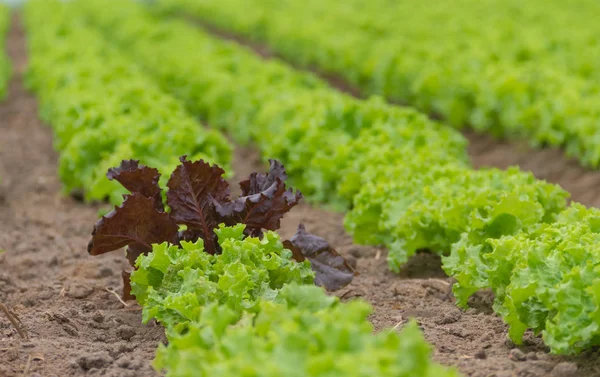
[
  {"left": 550, "top": 362, "right": 578, "bottom": 377},
  {"left": 92, "top": 311, "right": 105, "bottom": 323},
  {"left": 474, "top": 349, "right": 487, "bottom": 359},
  {"left": 6, "top": 348, "right": 18, "bottom": 361},
  {"left": 62, "top": 323, "right": 78, "bottom": 336},
  {"left": 435, "top": 310, "right": 461, "bottom": 325},
  {"left": 75, "top": 351, "right": 113, "bottom": 370},
  {"left": 81, "top": 301, "right": 96, "bottom": 312},
  {"left": 115, "top": 342, "right": 135, "bottom": 354},
  {"left": 438, "top": 345, "right": 455, "bottom": 353},
  {"left": 526, "top": 351, "right": 538, "bottom": 360},
  {"left": 509, "top": 348, "right": 526, "bottom": 361},
  {"left": 536, "top": 351, "right": 549, "bottom": 360},
  {"left": 97, "top": 267, "right": 114, "bottom": 278},
  {"left": 116, "top": 356, "right": 132, "bottom": 369},
  {"left": 67, "top": 284, "right": 94, "bottom": 299},
  {"left": 348, "top": 246, "right": 374, "bottom": 258},
  {"left": 116, "top": 325, "right": 136, "bottom": 341},
  {"left": 48, "top": 256, "right": 59, "bottom": 267},
  {"left": 480, "top": 331, "right": 495, "bottom": 342},
  {"left": 116, "top": 355, "right": 144, "bottom": 370}
]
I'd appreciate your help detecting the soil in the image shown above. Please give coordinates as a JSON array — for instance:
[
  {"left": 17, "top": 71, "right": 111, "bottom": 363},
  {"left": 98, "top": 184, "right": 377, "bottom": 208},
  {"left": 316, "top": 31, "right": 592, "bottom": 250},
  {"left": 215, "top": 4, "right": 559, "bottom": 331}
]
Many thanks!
[{"left": 1, "top": 14, "right": 600, "bottom": 377}]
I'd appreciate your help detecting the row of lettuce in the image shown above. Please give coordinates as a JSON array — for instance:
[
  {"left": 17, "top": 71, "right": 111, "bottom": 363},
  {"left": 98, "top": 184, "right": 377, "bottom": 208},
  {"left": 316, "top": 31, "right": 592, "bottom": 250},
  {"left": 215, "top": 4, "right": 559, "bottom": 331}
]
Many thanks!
[
  {"left": 68, "top": 0, "right": 600, "bottom": 355},
  {"left": 0, "top": 3, "right": 10, "bottom": 100},
  {"left": 23, "top": 0, "right": 232, "bottom": 205},
  {"left": 158, "top": 0, "right": 600, "bottom": 169},
  {"left": 132, "top": 226, "right": 459, "bottom": 376},
  {"left": 23, "top": 1, "right": 461, "bottom": 376}
]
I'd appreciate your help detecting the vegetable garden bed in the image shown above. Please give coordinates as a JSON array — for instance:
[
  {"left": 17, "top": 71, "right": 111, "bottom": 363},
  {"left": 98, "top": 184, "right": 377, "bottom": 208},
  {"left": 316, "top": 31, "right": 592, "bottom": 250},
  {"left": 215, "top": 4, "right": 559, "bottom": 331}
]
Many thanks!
[{"left": 1, "top": 8, "right": 600, "bottom": 377}]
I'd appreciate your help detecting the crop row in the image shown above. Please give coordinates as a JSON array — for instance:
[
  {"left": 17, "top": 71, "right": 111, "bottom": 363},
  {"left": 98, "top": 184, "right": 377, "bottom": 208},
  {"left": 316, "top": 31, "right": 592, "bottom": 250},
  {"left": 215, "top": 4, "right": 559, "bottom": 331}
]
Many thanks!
[
  {"left": 23, "top": 0, "right": 232, "bottom": 204},
  {"left": 70, "top": 0, "right": 600, "bottom": 354},
  {"left": 132, "top": 226, "right": 460, "bottom": 376},
  {"left": 159, "top": 0, "right": 600, "bottom": 168},
  {"left": 0, "top": 3, "right": 10, "bottom": 100}
]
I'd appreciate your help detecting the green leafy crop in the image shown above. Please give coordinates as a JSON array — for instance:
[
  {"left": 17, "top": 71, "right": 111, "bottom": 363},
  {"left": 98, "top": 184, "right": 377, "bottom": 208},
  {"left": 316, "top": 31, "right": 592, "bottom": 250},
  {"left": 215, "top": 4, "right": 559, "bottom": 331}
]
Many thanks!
[
  {"left": 155, "top": 284, "right": 461, "bottom": 377},
  {"left": 65, "top": 0, "right": 471, "bottom": 211},
  {"left": 161, "top": 0, "right": 600, "bottom": 168},
  {"left": 23, "top": 0, "right": 232, "bottom": 204},
  {"left": 131, "top": 232, "right": 460, "bottom": 376},
  {"left": 348, "top": 166, "right": 568, "bottom": 270},
  {"left": 40, "top": 0, "right": 598, "bottom": 357},
  {"left": 0, "top": 3, "right": 10, "bottom": 101},
  {"left": 445, "top": 203, "right": 600, "bottom": 354},
  {"left": 131, "top": 225, "right": 315, "bottom": 331}
]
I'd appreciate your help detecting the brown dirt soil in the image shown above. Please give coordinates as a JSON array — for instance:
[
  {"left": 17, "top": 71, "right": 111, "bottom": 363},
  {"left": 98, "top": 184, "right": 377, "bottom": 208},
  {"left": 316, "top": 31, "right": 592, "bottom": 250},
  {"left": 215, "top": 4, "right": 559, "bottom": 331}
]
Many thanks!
[
  {"left": 1, "top": 15, "right": 600, "bottom": 377},
  {"left": 466, "top": 131, "right": 600, "bottom": 208}
]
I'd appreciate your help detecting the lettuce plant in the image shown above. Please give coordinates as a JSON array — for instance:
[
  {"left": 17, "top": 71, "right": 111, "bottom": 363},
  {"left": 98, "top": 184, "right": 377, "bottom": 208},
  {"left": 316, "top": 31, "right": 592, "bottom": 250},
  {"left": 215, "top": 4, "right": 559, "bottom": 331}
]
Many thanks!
[
  {"left": 87, "top": 156, "right": 354, "bottom": 295},
  {"left": 131, "top": 225, "right": 314, "bottom": 330},
  {"left": 87, "top": 157, "right": 302, "bottom": 297},
  {"left": 445, "top": 203, "right": 600, "bottom": 354},
  {"left": 130, "top": 224, "right": 459, "bottom": 377},
  {"left": 154, "top": 284, "right": 462, "bottom": 377}
]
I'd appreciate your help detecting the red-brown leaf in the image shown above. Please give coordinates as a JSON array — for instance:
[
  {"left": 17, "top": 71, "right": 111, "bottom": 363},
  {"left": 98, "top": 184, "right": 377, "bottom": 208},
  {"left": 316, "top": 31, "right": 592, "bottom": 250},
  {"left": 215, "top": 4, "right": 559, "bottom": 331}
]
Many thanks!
[
  {"left": 239, "top": 159, "right": 288, "bottom": 196},
  {"left": 285, "top": 224, "right": 357, "bottom": 291},
  {"left": 217, "top": 179, "right": 302, "bottom": 237},
  {"left": 121, "top": 270, "right": 135, "bottom": 301},
  {"left": 107, "top": 160, "right": 163, "bottom": 211},
  {"left": 87, "top": 193, "right": 178, "bottom": 257},
  {"left": 166, "top": 156, "right": 230, "bottom": 254}
]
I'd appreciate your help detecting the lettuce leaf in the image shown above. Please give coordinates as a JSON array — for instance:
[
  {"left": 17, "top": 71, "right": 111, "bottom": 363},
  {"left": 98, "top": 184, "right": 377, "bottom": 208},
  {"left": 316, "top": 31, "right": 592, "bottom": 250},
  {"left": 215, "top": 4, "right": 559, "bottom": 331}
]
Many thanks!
[
  {"left": 445, "top": 203, "right": 600, "bottom": 354},
  {"left": 131, "top": 225, "right": 315, "bottom": 329},
  {"left": 154, "top": 284, "right": 462, "bottom": 377}
]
